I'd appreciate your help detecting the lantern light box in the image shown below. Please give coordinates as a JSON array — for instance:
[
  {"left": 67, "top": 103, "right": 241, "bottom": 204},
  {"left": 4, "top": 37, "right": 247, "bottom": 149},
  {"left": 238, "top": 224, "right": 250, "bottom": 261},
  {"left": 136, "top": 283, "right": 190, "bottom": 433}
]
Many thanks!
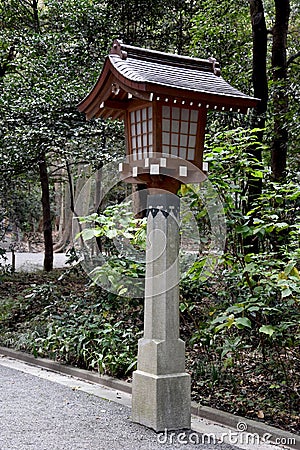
[{"left": 78, "top": 40, "right": 258, "bottom": 192}]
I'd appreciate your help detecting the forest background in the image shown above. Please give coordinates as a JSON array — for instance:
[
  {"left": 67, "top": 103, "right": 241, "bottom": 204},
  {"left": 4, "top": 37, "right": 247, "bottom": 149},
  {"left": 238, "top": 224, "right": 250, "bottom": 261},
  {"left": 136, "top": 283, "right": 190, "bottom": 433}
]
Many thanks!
[{"left": 0, "top": 0, "right": 299, "bottom": 434}]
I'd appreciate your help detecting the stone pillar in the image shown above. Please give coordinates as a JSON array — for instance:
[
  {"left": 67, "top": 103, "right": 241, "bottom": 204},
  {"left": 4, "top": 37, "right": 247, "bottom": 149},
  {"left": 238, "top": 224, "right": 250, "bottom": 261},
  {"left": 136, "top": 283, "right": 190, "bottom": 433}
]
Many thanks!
[{"left": 132, "top": 192, "right": 191, "bottom": 432}]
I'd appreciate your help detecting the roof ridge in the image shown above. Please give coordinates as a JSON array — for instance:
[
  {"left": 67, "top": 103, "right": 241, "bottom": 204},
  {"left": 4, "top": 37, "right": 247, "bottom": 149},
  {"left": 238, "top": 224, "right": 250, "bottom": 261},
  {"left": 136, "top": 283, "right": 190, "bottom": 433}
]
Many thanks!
[{"left": 110, "top": 39, "right": 218, "bottom": 74}]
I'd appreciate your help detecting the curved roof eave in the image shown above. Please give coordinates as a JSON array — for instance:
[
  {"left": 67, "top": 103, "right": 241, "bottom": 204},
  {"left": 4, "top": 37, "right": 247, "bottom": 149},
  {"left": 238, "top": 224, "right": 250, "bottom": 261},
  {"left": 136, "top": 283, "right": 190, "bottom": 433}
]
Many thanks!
[
  {"left": 78, "top": 46, "right": 260, "bottom": 119},
  {"left": 77, "top": 57, "right": 112, "bottom": 114}
]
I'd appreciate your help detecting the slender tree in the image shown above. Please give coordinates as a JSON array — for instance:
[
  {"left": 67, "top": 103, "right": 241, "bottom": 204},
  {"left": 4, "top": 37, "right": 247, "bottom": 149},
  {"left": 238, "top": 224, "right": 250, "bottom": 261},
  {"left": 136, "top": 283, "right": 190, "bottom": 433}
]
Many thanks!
[
  {"left": 39, "top": 151, "right": 53, "bottom": 271},
  {"left": 271, "top": 0, "right": 291, "bottom": 181},
  {"left": 248, "top": 0, "right": 268, "bottom": 205},
  {"left": 244, "top": 0, "right": 268, "bottom": 252}
]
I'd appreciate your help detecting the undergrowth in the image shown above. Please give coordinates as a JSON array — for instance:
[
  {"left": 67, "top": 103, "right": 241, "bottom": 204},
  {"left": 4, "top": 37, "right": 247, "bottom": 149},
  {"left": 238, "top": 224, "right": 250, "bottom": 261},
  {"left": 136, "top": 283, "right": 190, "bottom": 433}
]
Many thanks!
[{"left": 0, "top": 267, "right": 299, "bottom": 434}]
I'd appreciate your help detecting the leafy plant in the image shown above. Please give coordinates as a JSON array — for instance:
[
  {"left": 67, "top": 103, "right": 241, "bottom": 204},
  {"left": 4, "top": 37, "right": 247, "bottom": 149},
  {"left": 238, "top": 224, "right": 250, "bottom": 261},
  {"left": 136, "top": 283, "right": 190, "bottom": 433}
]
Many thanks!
[{"left": 77, "top": 201, "right": 146, "bottom": 296}]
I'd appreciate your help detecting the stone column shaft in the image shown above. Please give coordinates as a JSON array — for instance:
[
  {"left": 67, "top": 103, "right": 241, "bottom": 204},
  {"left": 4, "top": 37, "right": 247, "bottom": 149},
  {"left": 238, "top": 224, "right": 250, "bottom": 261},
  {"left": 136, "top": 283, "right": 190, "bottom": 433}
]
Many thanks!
[{"left": 132, "top": 193, "right": 191, "bottom": 432}]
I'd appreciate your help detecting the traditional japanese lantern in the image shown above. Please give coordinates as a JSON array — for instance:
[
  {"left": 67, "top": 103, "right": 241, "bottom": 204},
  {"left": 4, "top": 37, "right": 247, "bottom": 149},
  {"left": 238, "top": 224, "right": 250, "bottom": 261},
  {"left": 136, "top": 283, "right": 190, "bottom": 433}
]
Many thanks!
[{"left": 78, "top": 40, "right": 259, "bottom": 432}]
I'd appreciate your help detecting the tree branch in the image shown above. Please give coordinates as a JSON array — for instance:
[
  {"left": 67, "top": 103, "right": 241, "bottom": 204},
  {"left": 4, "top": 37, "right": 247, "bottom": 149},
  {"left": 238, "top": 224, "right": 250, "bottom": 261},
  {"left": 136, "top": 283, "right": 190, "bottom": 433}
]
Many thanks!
[
  {"left": 287, "top": 50, "right": 300, "bottom": 67},
  {"left": 18, "top": 0, "right": 35, "bottom": 17},
  {"left": 19, "top": 0, "right": 33, "bottom": 6}
]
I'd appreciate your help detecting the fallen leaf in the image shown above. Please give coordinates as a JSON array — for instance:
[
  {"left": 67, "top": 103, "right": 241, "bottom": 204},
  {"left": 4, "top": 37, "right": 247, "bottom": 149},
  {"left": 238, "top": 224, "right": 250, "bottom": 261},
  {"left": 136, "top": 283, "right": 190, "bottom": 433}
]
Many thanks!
[{"left": 257, "top": 410, "right": 264, "bottom": 419}]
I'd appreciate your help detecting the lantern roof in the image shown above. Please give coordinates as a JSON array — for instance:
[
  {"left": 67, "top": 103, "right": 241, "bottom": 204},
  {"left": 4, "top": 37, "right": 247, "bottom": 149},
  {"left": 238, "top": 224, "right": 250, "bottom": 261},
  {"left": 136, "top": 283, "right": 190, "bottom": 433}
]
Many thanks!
[{"left": 78, "top": 40, "right": 259, "bottom": 120}]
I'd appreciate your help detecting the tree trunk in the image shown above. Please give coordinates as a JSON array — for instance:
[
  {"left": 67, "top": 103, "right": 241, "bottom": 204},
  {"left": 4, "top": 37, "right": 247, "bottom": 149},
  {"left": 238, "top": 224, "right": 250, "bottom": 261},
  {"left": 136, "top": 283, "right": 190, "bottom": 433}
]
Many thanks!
[
  {"left": 53, "top": 182, "right": 71, "bottom": 252},
  {"left": 249, "top": 0, "right": 268, "bottom": 195},
  {"left": 246, "top": 0, "right": 268, "bottom": 253},
  {"left": 39, "top": 151, "right": 53, "bottom": 271},
  {"left": 271, "top": 0, "right": 290, "bottom": 181},
  {"left": 58, "top": 180, "right": 65, "bottom": 236},
  {"left": 54, "top": 161, "right": 90, "bottom": 252},
  {"left": 0, "top": 45, "right": 15, "bottom": 79},
  {"left": 32, "top": 0, "right": 41, "bottom": 33},
  {"left": 250, "top": 0, "right": 268, "bottom": 118}
]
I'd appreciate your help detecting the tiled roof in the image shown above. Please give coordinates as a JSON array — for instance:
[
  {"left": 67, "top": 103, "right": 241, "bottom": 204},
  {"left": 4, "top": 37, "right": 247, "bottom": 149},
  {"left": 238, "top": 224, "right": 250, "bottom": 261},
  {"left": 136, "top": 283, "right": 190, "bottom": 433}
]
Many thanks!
[
  {"left": 78, "top": 41, "right": 259, "bottom": 119},
  {"left": 110, "top": 44, "right": 255, "bottom": 103}
]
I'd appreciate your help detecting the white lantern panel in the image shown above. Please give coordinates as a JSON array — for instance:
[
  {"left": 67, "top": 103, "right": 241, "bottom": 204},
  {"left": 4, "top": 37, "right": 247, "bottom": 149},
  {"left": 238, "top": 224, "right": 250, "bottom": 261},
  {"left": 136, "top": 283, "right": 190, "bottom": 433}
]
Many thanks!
[
  {"left": 180, "top": 121, "right": 189, "bottom": 134},
  {"left": 181, "top": 108, "right": 189, "bottom": 121},
  {"left": 172, "top": 107, "right": 180, "bottom": 120},
  {"left": 143, "top": 134, "right": 147, "bottom": 145},
  {"left": 171, "top": 134, "right": 179, "bottom": 146},
  {"left": 187, "top": 148, "right": 195, "bottom": 160},
  {"left": 188, "top": 135, "right": 196, "bottom": 147},
  {"left": 130, "top": 106, "right": 153, "bottom": 157},
  {"left": 180, "top": 134, "right": 188, "bottom": 147},
  {"left": 171, "top": 147, "right": 178, "bottom": 156},
  {"left": 179, "top": 148, "right": 186, "bottom": 159},
  {"left": 162, "top": 119, "right": 170, "bottom": 132},
  {"left": 172, "top": 121, "right": 180, "bottom": 133},
  {"left": 142, "top": 121, "right": 148, "bottom": 134},
  {"left": 190, "top": 110, "right": 198, "bottom": 122},
  {"left": 131, "top": 137, "right": 137, "bottom": 149},
  {"left": 162, "top": 132, "right": 170, "bottom": 145},
  {"left": 162, "top": 105, "right": 170, "bottom": 118},
  {"left": 189, "top": 122, "right": 197, "bottom": 135}
]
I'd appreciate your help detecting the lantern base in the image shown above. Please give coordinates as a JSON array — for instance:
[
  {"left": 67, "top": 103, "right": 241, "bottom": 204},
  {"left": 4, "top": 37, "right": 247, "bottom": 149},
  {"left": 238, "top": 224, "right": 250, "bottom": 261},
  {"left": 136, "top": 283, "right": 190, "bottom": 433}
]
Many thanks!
[{"left": 132, "top": 369, "right": 191, "bottom": 432}]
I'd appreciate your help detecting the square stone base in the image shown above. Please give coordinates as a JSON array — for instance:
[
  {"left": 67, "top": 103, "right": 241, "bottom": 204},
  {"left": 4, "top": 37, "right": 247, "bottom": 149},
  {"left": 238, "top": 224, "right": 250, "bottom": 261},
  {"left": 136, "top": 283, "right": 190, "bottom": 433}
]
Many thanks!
[{"left": 131, "top": 370, "right": 191, "bottom": 432}]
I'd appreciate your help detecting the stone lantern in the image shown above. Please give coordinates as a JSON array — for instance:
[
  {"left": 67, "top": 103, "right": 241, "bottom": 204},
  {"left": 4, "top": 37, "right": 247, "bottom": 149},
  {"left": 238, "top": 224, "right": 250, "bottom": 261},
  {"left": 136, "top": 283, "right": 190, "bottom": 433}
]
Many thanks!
[{"left": 78, "top": 40, "right": 258, "bottom": 432}]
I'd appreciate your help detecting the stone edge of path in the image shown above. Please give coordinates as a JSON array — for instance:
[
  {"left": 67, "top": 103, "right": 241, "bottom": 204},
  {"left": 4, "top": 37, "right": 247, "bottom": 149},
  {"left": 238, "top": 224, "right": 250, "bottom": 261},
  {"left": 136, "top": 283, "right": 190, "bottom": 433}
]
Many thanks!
[{"left": 0, "top": 346, "right": 298, "bottom": 449}]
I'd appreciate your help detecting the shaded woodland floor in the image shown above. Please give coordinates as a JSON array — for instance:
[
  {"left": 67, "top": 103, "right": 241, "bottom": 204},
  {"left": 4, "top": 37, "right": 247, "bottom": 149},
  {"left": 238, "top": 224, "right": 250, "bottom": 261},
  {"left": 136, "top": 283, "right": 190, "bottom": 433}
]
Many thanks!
[{"left": 0, "top": 269, "right": 299, "bottom": 434}]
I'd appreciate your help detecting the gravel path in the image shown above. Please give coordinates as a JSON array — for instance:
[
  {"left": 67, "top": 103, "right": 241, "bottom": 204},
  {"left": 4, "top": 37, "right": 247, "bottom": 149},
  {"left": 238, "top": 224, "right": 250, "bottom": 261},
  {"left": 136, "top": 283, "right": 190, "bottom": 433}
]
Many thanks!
[
  {"left": 2, "top": 252, "right": 68, "bottom": 272},
  {"left": 0, "top": 364, "right": 244, "bottom": 450}
]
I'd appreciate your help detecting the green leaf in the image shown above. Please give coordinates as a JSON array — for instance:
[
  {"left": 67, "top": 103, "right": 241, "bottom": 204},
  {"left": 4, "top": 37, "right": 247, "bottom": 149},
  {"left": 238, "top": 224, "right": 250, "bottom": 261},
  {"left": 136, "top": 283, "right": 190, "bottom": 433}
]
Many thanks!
[
  {"left": 251, "top": 170, "right": 264, "bottom": 178},
  {"left": 118, "top": 287, "right": 128, "bottom": 296},
  {"left": 234, "top": 317, "right": 251, "bottom": 329},
  {"left": 281, "top": 288, "right": 292, "bottom": 298},
  {"left": 122, "top": 231, "right": 134, "bottom": 239},
  {"left": 259, "top": 325, "right": 276, "bottom": 336},
  {"left": 81, "top": 228, "right": 97, "bottom": 241},
  {"left": 284, "top": 262, "right": 297, "bottom": 276},
  {"left": 215, "top": 323, "right": 228, "bottom": 332},
  {"left": 179, "top": 302, "right": 187, "bottom": 312},
  {"left": 125, "top": 359, "right": 137, "bottom": 374},
  {"left": 106, "top": 229, "right": 118, "bottom": 239},
  {"left": 274, "top": 222, "right": 289, "bottom": 231}
]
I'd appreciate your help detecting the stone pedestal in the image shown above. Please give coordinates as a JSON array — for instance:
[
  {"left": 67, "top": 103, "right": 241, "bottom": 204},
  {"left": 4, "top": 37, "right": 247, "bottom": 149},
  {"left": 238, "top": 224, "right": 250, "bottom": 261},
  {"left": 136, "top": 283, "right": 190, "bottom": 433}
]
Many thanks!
[{"left": 132, "top": 193, "right": 191, "bottom": 432}]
